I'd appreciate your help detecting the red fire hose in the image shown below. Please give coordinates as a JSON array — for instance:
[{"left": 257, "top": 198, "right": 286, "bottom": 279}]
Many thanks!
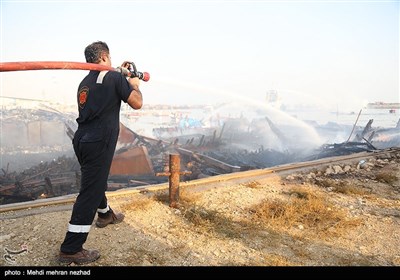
[{"left": 0, "top": 61, "right": 150, "bottom": 81}]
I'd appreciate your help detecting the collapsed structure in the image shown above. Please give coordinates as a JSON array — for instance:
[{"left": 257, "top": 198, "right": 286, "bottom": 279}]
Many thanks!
[{"left": 1, "top": 106, "right": 399, "bottom": 205}]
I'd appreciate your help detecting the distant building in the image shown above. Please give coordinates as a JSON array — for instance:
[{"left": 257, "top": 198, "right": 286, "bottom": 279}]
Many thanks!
[
  {"left": 366, "top": 102, "right": 400, "bottom": 109},
  {"left": 265, "top": 90, "right": 282, "bottom": 109}
]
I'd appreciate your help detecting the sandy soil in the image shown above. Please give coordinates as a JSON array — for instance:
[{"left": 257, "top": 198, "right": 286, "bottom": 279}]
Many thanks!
[{"left": 1, "top": 148, "right": 399, "bottom": 269}]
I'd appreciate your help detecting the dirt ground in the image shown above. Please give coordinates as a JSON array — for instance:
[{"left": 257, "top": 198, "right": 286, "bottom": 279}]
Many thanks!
[{"left": 1, "top": 148, "right": 399, "bottom": 268}]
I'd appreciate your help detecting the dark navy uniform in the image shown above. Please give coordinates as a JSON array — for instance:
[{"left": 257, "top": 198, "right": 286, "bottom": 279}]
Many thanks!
[{"left": 60, "top": 70, "right": 132, "bottom": 253}]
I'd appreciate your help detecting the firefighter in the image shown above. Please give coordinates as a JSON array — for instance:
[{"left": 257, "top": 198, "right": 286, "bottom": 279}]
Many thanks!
[{"left": 58, "top": 41, "right": 143, "bottom": 264}]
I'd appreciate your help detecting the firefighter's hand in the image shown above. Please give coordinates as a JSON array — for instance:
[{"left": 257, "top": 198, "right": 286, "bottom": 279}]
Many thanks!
[{"left": 129, "top": 77, "right": 140, "bottom": 88}]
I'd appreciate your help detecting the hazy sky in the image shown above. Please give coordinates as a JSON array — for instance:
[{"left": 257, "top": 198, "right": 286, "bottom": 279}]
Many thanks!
[{"left": 1, "top": 0, "right": 399, "bottom": 111}]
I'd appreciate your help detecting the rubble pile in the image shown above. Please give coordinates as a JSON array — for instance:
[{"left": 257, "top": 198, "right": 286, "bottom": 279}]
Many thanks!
[
  {"left": 1, "top": 106, "right": 399, "bottom": 205},
  {"left": 0, "top": 155, "right": 80, "bottom": 204},
  {"left": 284, "top": 148, "right": 400, "bottom": 195}
]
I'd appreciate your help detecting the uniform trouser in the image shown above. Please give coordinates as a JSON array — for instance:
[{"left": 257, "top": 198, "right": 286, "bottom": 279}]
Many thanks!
[{"left": 60, "top": 127, "right": 118, "bottom": 254}]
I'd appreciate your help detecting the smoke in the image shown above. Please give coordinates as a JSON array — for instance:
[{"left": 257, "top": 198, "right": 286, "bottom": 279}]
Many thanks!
[{"left": 207, "top": 101, "right": 323, "bottom": 154}]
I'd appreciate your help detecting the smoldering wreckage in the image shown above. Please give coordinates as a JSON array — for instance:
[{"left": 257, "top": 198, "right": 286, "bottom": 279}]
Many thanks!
[{"left": 1, "top": 106, "right": 399, "bottom": 205}]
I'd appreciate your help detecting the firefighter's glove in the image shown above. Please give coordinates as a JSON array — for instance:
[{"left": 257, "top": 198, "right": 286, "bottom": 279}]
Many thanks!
[{"left": 115, "top": 66, "right": 130, "bottom": 77}]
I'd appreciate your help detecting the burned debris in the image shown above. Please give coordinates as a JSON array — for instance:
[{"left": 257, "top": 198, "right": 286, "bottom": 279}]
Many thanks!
[
  {"left": 306, "top": 118, "right": 400, "bottom": 160},
  {"left": 1, "top": 105, "right": 399, "bottom": 205},
  {"left": 1, "top": 155, "right": 80, "bottom": 204}
]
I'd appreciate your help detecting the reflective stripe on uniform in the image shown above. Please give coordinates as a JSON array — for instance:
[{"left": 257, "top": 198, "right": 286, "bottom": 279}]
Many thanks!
[
  {"left": 97, "top": 205, "right": 110, "bottom": 213},
  {"left": 96, "top": 71, "right": 109, "bottom": 84},
  {"left": 68, "top": 223, "right": 91, "bottom": 233}
]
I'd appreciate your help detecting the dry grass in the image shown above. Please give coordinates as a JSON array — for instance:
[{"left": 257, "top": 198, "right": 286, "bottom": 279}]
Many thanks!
[
  {"left": 119, "top": 195, "right": 153, "bottom": 212},
  {"left": 314, "top": 178, "right": 370, "bottom": 195},
  {"left": 234, "top": 253, "right": 296, "bottom": 266},
  {"left": 152, "top": 190, "right": 169, "bottom": 203},
  {"left": 243, "top": 181, "right": 262, "bottom": 189},
  {"left": 155, "top": 188, "right": 254, "bottom": 239},
  {"left": 335, "top": 184, "right": 370, "bottom": 195},
  {"left": 179, "top": 188, "right": 203, "bottom": 204},
  {"left": 262, "top": 254, "right": 296, "bottom": 266},
  {"left": 248, "top": 186, "right": 362, "bottom": 239},
  {"left": 152, "top": 183, "right": 361, "bottom": 242},
  {"left": 180, "top": 206, "right": 220, "bottom": 234},
  {"left": 179, "top": 203, "right": 251, "bottom": 239},
  {"left": 133, "top": 182, "right": 363, "bottom": 263},
  {"left": 151, "top": 188, "right": 234, "bottom": 236},
  {"left": 152, "top": 187, "right": 202, "bottom": 205},
  {"left": 314, "top": 178, "right": 344, "bottom": 189},
  {"left": 375, "top": 172, "right": 399, "bottom": 185}
]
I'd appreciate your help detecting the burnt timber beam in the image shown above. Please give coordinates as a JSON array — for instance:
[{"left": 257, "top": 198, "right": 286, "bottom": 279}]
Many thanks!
[{"left": 176, "top": 147, "right": 241, "bottom": 173}]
